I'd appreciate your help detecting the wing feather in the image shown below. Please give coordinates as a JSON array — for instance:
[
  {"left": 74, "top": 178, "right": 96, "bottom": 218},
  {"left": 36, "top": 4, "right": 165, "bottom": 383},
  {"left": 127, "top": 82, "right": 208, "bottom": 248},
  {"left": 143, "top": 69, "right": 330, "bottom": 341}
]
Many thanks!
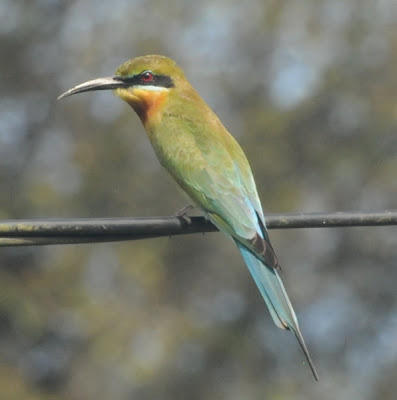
[{"left": 164, "top": 129, "right": 279, "bottom": 269}]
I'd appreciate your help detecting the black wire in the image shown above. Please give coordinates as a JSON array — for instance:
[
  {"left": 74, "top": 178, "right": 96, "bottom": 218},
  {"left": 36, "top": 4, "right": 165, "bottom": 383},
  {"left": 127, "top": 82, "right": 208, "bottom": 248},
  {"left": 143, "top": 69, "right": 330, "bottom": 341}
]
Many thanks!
[{"left": 0, "top": 211, "right": 395, "bottom": 247}]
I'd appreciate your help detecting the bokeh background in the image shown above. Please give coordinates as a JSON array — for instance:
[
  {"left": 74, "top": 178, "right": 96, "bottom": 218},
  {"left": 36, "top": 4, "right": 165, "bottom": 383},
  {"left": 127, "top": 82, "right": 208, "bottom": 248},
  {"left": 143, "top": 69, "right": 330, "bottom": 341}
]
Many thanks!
[{"left": 0, "top": 1, "right": 396, "bottom": 399}]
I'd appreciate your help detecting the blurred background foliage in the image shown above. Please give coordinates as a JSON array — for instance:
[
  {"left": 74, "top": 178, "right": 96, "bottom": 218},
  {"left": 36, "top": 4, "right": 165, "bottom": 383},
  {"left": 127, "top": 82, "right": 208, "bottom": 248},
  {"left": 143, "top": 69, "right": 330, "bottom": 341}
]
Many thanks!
[{"left": 0, "top": 0, "right": 396, "bottom": 399}]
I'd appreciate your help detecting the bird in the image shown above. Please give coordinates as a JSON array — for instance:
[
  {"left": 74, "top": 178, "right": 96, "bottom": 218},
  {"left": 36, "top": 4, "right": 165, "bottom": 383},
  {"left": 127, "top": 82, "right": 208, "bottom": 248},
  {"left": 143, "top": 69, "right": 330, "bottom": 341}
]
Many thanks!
[{"left": 58, "top": 55, "right": 318, "bottom": 380}]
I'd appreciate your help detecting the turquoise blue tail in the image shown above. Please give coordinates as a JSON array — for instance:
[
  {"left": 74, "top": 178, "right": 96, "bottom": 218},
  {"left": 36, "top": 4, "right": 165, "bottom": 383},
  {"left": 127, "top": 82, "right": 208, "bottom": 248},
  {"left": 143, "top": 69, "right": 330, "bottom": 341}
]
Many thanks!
[{"left": 235, "top": 240, "right": 319, "bottom": 380}]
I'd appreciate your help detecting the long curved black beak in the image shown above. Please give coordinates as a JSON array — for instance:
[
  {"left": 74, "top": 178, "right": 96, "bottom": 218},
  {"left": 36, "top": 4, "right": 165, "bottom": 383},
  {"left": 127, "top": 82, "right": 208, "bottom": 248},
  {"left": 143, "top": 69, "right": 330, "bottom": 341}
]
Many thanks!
[{"left": 58, "top": 77, "right": 128, "bottom": 100}]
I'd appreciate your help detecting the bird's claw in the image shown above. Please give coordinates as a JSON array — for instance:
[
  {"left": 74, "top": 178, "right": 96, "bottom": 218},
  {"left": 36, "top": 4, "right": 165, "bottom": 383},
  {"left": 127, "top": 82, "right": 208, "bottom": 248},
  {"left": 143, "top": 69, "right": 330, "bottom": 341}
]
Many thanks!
[{"left": 175, "top": 204, "right": 194, "bottom": 218}]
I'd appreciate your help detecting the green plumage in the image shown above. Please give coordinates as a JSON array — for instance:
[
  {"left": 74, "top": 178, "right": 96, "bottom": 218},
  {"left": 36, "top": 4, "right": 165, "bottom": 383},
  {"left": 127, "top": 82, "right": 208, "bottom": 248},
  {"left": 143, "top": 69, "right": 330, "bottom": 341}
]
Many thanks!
[{"left": 59, "top": 55, "right": 318, "bottom": 380}]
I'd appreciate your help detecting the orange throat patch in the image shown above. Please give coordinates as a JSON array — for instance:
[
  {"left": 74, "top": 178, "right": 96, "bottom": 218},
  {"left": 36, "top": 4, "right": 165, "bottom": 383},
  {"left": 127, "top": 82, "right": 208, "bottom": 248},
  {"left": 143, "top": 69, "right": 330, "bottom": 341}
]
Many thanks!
[{"left": 117, "top": 87, "right": 169, "bottom": 125}]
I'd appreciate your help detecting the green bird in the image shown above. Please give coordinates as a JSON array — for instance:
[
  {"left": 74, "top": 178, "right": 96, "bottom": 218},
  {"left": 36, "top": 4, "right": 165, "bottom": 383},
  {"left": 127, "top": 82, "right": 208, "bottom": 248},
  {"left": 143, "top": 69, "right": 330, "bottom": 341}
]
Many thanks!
[{"left": 59, "top": 55, "right": 318, "bottom": 380}]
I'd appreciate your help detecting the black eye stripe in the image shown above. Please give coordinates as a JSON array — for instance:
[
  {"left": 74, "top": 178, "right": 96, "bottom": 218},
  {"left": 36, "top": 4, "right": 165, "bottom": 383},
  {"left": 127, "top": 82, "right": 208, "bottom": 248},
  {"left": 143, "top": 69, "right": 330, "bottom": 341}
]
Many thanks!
[
  {"left": 152, "top": 75, "right": 174, "bottom": 88},
  {"left": 119, "top": 74, "right": 174, "bottom": 88}
]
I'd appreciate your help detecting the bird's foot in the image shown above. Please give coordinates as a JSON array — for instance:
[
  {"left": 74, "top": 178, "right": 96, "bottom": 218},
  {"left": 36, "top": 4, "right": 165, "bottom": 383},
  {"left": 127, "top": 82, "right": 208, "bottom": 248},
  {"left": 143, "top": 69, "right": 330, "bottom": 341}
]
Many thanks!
[{"left": 175, "top": 204, "right": 195, "bottom": 218}]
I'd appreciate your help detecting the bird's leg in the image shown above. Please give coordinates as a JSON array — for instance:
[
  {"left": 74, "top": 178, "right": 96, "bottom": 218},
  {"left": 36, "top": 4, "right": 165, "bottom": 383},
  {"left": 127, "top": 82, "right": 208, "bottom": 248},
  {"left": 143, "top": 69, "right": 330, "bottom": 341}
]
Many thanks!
[{"left": 175, "top": 204, "right": 195, "bottom": 218}]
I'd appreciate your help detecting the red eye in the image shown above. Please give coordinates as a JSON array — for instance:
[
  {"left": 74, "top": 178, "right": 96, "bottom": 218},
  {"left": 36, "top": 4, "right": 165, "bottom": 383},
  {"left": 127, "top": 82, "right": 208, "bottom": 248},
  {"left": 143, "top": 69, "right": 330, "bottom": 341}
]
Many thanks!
[{"left": 141, "top": 71, "right": 154, "bottom": 83}]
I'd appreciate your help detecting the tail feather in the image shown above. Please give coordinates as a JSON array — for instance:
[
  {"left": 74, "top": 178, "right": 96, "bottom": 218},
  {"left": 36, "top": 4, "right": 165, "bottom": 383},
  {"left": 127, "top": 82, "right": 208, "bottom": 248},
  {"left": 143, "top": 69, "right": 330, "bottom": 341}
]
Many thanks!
[{"left": 235, "top": 240, "right": 318, "bottom": 381}]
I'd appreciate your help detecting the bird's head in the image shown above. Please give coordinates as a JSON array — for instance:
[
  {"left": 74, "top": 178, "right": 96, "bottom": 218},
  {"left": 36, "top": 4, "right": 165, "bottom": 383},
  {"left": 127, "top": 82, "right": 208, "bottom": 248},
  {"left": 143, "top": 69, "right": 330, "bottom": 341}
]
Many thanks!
[{"left": 58, "top": 55, "right": 187, "bottom": 123}]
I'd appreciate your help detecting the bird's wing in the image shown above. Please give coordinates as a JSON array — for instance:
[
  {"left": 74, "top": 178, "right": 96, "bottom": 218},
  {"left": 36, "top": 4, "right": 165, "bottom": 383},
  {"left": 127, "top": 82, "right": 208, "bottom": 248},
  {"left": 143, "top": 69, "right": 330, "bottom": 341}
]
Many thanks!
[{"left": 168, "top": 135, "right": 279, "bottom": 269}]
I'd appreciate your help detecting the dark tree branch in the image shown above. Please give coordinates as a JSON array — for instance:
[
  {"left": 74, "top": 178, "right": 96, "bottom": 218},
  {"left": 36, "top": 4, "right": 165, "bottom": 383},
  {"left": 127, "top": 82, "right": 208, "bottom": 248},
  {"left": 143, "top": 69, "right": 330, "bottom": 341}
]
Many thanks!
[{"left": 0, "top": 210, "right": 396, "bottom": 247}]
